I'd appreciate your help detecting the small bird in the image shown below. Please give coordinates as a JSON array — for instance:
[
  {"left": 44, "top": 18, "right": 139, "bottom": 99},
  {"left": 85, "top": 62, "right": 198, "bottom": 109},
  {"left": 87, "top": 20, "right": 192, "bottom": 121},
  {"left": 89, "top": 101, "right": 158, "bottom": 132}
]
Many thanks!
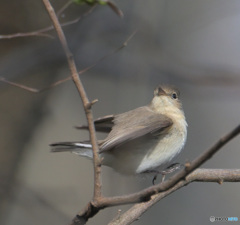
[{"left": 51, "top": 85, "right": 187, "bottom": 179}]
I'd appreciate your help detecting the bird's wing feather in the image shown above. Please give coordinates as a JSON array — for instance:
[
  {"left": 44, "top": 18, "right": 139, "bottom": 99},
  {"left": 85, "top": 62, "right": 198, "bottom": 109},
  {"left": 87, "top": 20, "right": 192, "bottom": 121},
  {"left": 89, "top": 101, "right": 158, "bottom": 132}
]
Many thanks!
[
  {"left": 75, "top": 114, "right": 114, "bottom": 133},
  {"left": 100, "top": 106, "right": 172, "bottom": 152}
]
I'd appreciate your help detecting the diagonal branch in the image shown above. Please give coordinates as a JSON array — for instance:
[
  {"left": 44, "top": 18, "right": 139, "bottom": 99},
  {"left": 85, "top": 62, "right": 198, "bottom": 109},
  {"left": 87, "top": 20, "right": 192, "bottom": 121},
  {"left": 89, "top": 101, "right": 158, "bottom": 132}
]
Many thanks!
[
  {"left": 97, "top": 124, "right": 240, "bottom": 207},
  {"left": 108, "top": 168, "right": 240, "bottom": 225},
  {"left": 42, "top": 0, "right": 102, "bottom": 203}
]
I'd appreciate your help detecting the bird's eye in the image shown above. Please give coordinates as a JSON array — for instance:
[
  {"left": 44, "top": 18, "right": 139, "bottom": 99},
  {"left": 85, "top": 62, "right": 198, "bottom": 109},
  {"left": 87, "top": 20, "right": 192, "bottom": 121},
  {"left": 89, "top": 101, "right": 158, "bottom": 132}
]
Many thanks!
[{"left": 172, "top": 93, "right": 178, "bottom": 99}]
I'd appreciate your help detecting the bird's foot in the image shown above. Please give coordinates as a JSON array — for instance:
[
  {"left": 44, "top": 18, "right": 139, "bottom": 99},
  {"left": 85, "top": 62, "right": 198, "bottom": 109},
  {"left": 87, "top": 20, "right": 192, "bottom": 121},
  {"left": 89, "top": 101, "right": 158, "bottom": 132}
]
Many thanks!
[{"left": 151, "top": 163, "right": 183, "bottom": 185}]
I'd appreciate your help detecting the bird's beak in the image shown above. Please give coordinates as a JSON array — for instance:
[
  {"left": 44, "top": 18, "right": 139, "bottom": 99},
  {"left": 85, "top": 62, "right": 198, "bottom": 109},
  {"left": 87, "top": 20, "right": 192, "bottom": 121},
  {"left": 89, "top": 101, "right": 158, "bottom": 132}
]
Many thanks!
[{"left": 154, "top": 86, "right": 166, "bottom": 96}]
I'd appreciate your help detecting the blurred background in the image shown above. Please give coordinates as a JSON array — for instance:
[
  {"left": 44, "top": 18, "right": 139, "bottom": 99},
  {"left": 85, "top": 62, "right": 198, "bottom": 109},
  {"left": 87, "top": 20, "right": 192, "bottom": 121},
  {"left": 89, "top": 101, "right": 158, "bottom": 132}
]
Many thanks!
[{"left": 1, "top": 0, "right": 240, "bottom": 224}]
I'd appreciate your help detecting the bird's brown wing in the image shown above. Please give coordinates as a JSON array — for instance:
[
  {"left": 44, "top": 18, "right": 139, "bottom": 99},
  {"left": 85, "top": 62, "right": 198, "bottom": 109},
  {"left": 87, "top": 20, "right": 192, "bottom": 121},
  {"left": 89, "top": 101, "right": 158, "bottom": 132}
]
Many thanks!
[
  {"left": 99, "top": 106, "right": 173, "bottom": 152},
  {"left": 75, "top": 115, "right": 114, "bottom": 133}
]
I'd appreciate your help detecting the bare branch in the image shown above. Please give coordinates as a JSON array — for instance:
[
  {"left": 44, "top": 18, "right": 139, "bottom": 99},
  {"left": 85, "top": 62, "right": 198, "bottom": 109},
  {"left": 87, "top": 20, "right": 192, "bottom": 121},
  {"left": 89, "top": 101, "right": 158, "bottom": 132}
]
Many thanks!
[
  {"left": 189, "top": 168, "right": 240, "bottom": 182},
  {"left": 0, "top": 32, "right": 54, "bottom": 39},
  {"left": 108, "top": 168, "right": 240, "bottom": 225},
  {"left": 42, "top": 0, "right": 102, "bottom": 209},
  {"left": 0, "top": 77, "right": 40, "bottom": 92},
  {"left": 57, "top": 0, "right": 73, "bottom": 17},
  {"left": 106, "top": 1, "right": 124, "bottom": 18}
]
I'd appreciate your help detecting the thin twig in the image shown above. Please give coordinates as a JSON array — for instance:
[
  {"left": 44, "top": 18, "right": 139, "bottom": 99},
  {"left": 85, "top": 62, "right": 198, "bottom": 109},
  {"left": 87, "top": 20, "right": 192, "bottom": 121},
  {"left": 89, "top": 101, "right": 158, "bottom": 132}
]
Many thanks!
[
  {"left": 0, "top": 31, "right": 54, "bottom": 39},
  {"left": 77, "top": 29, "right": 137, "bottom": 73},
  {"left": 58, "top": 5, "right": 96, "bottom": 27},
  {"left": 106, "top": 1, "right": 124, "bottom": 18},
  {"left": 0, "top": 30, "right": 136, "bottom": 93},
  {"left": 108, "top": 168, "right": 240, "bottom": 225},
  {"left": 42, "top": 0, "right": 102, "bottom": 209},
  {"left": 0, "top": 77, "right": 40, "bottom": 92},
  {"left": 57, "top": 0, "right": 73, "bottom": 18},
  {"left": 0, "top": 76, "right": 73, "bottom": 93}
]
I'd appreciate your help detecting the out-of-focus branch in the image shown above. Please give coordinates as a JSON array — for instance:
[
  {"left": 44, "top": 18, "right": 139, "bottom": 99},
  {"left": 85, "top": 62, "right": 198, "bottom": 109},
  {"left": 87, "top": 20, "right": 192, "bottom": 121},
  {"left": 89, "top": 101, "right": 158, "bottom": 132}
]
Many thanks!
[
  {"left": 0, "top": 30, "right": 136, "bottom": 93},
  {"left": 0, "top": 0, "right": 123, "bottom": 40},
  {"left": 108, "top": 168, "right": 240, "bottom": 225},
  {"left": 57, "top": 0, "right": 73, "bottom": 17},
  {"left": 0, "top": 6, "right": 95, "bottom": 40},
  {"left": 41, "top": 0, "right": 102, "bottom": 221}
]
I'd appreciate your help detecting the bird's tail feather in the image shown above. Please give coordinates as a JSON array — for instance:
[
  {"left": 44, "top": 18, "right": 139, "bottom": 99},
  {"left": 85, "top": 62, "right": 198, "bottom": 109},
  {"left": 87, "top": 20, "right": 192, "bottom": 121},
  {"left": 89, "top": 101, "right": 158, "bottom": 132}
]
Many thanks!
[{"left": 50, "top": 141, "right": 93, "bottom": 158}]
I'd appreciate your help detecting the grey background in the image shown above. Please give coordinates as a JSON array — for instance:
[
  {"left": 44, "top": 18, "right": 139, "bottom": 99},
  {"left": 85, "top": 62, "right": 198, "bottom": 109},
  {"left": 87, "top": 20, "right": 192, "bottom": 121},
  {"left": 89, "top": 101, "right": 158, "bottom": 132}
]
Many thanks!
[{"left": 0, "top": 0, "right": 240, "bottom": 225}]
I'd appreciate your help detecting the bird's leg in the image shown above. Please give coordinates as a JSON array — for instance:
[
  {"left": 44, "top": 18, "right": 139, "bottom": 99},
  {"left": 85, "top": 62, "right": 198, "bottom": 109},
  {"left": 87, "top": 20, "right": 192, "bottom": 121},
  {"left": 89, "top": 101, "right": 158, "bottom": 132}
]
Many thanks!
[
  {"left": 150, "top": 163, "right": 183, "bottom": 184},
  {"left": 160, "top": 163, "right": 182, "bottom": 182},
  {"left": 143, "top": 163, "right": 182, "bottom": 184},
  {"left": 152, "top": 174, "right": 158, "bottom": 185}
]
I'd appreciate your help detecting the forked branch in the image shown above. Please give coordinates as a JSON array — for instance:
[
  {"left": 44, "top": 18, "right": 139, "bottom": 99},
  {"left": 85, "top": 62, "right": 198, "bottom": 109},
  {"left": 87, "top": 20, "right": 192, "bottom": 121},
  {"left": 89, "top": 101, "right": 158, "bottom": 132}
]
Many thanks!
[{"left": 109, "top": 168, "right": 240, "bottom": 225}]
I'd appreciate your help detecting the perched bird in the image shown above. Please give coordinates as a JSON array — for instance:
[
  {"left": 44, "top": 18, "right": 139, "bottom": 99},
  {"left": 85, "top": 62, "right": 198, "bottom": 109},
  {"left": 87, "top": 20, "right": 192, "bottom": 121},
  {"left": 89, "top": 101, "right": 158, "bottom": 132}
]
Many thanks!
[{"left": 51, "top": 85, "right": 187, "bottom": 179}]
